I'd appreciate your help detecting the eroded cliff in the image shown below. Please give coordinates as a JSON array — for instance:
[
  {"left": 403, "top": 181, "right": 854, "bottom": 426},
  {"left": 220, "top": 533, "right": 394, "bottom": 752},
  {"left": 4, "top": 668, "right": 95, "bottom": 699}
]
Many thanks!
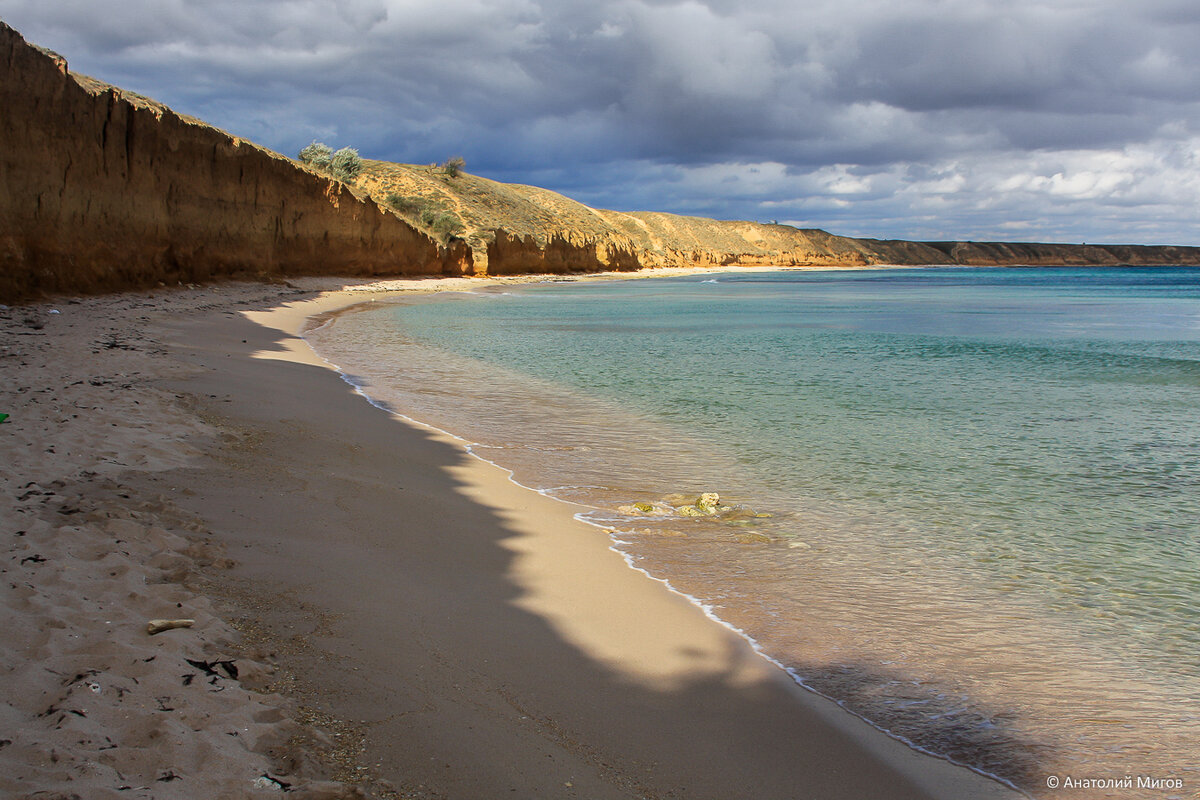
[
  {"left": 359, "top": 160, "right": 1200, "bottom": 274},
  {"left": 0, "top": 22, "right": 472, "bottom": 303}
]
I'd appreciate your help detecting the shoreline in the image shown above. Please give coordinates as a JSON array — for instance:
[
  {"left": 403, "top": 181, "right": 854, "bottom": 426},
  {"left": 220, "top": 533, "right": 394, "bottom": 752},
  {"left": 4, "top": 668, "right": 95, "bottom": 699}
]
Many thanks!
[
  {"left": 236, "top": 273, "right": 1023, "bottom": 798},
  {"left": 297, "top": 278, "right": 1028, "bottom": 791},
  {"left": 1, "top": 273, "right": 1022, "bottom": 799}
]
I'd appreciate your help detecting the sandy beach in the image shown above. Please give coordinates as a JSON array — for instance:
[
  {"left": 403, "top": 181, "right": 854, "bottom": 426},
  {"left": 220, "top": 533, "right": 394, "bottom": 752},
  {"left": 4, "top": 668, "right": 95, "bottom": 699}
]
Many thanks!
[{"left": 0, "top": 276, "right": 1021, "bottom": 799}]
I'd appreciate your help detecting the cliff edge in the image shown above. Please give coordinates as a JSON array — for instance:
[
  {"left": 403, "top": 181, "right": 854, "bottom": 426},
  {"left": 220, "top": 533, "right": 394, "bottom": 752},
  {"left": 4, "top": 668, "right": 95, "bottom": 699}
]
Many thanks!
[{"left": 0, "top": 22, "right": 472, "bottom": 302}]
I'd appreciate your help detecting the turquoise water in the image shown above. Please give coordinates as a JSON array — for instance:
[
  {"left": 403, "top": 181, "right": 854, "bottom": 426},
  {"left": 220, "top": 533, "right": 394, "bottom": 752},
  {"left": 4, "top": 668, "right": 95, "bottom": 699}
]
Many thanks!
[{"left": 307, "top": 267, "right": 1200, "bottom": 796}]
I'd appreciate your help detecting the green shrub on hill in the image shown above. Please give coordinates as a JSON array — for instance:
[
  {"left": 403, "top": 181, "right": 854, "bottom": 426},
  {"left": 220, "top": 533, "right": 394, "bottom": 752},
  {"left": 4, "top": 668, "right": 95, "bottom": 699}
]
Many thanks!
[
  {"left": 298, "top": 141, "right": 362, "bottom": 183},
  {"left": 384, "top": 193, "right": 465, "bottom": 241},
  {"left": 298, "top": 141, "right": 333, "bottom": 170},
  {"left": 330, "top": 147, "right": 363, "bottom": 181},
  {"left": 424, "top": 211, "right": 465, "bottom": 238},
  {"left": 385, "top": 194, "right": 424, "bottom": 215},
  {"left": 441, "top": 156, "right": 465, "bottom": 178}
]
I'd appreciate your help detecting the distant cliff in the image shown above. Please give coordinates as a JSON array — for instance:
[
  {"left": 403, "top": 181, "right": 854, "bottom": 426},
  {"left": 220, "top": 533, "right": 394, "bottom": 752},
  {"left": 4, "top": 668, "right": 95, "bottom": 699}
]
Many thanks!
[
  {"left": 0, "top": 22, "right": 471, "bottom": 302},
  {"left": 3, "top": 21, "right": 1199, "bottom": 303},
  {"left": 361, "top": 163, "right": 1200, "bottom": 272}
]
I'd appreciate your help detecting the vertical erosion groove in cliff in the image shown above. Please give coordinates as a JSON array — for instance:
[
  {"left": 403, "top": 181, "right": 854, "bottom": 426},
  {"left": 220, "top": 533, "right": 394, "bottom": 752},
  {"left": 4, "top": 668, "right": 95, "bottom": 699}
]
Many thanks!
[{"left": 0, "top": 22, "right": 465, "bottom": 302}]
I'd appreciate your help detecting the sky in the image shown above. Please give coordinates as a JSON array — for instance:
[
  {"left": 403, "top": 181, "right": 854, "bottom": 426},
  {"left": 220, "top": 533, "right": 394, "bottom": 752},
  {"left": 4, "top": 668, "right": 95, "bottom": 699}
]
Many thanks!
[{"left": 3, "top": 0, "right": 1199, "bottom": 244}]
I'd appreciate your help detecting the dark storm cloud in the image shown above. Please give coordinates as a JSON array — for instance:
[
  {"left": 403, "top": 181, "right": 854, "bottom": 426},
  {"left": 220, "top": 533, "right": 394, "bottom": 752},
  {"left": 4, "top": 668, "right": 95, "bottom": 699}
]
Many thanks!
[{"left": 3, "top": 0, "right": 1199, "bottom": 242}]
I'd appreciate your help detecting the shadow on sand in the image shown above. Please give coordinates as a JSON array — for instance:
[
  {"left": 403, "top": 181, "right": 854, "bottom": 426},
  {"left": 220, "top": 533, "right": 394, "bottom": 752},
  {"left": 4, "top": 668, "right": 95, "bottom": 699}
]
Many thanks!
[{"left": 143, "top": 299, "right": 1033, "bottom": 800}]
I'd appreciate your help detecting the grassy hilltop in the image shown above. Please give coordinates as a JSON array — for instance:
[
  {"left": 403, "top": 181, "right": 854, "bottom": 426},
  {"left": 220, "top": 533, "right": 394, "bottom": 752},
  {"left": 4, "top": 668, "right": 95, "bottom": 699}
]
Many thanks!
[
  {"left": 351, "top": 158, "right": 923, "bottom": 271},
  {"left": 347, "top": 157, "right": 1200, "bottom": 273}
]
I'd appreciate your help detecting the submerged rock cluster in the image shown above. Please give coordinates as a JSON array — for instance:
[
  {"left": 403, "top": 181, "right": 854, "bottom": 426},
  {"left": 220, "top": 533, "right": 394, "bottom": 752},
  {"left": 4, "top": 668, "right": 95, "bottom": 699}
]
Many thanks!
[
  {"left": 618, "top": 492, "right": 751, "bottom": 518},
  {"left": 616, "top": 492, "right": 779, "bottom": 546},
  {"left": 674, "top": 492, "right": 730, "bottom": 517}
]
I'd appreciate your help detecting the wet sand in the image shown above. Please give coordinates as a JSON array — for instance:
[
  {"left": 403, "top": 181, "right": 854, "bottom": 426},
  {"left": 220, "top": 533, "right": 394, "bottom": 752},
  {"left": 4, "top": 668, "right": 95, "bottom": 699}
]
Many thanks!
[{"left": 1, "top": 276, "right": 1021, "bottom": 799}]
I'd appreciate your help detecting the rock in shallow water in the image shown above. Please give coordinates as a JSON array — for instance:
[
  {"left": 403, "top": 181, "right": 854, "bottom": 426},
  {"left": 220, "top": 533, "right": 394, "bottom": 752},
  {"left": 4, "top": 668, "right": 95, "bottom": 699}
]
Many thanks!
[{"left": 675, "top": 492, "right": 727, "bottom": 516}]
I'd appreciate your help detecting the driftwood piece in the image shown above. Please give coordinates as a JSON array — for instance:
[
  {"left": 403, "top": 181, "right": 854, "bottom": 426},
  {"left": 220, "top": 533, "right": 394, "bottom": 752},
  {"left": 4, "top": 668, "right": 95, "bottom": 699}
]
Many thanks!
[{"left": 147, "top": 618, "right": 195, "bottom": 635}]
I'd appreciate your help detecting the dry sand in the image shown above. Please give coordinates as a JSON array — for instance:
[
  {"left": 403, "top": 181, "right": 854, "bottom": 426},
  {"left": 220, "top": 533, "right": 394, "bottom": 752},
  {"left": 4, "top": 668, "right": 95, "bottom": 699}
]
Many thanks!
[
  {"left": 0, "top": 274, "right": 1022, "bottom": 799},
  {"left": 0, "top": 284, "right": 363, "bottom": 799}
]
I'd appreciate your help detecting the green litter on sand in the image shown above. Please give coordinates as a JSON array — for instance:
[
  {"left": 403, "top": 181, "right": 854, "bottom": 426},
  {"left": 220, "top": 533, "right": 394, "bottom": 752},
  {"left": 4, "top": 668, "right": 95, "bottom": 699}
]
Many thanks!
[{"left": 0, "top": 413, "right": 9, "bottom": 423}]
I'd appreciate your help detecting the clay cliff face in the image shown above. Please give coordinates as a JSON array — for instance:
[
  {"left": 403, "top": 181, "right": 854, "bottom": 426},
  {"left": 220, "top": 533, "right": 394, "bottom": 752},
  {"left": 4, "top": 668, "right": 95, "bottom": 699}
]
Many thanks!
[
  {"left": 481, "top": 202, "right": 1200, "bottom": 274},
  {"left": 356, "top": 161, "right": 1200, "bottom": 274},
  {"left": 0, "top": 22, "right": 471, "bottom": 303},
  {"left": 4, "top": 19, "right": 1199, "bottom": 303}
]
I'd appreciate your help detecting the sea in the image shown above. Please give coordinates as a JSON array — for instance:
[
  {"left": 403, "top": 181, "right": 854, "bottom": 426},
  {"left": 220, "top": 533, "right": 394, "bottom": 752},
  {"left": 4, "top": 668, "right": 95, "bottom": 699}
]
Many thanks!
[{"left": 305, "top": 266, "right": 1200, "bottom": 798}]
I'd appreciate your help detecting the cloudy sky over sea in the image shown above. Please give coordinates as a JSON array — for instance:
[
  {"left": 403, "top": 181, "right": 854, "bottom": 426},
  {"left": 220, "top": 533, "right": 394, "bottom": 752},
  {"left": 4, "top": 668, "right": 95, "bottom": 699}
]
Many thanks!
[{"left": 5, "top": 0, "right": 1199, "bottom": 243}]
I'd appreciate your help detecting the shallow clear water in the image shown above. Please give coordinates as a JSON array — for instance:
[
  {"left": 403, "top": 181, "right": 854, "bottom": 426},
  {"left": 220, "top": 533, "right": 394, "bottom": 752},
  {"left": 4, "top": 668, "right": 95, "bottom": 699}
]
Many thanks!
[{"left": 307, "top": 267, "right": 1200, "bottom": 796}]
